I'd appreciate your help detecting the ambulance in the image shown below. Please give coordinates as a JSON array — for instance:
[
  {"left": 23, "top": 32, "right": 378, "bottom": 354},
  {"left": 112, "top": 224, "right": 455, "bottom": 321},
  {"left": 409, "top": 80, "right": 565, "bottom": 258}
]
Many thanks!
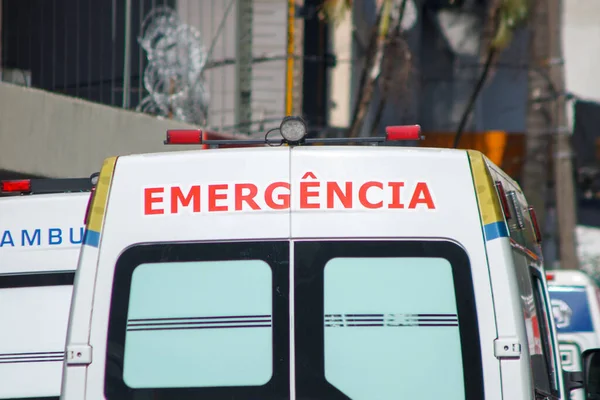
[
  {"left": 0, "top": 176, "right": 95, "bottom": 399},
  {"left": 546, "top": 269, "right": 600, "bottom": 400},
  {"left": 61, "top": 118, "right": 584, "bottom": 399}
]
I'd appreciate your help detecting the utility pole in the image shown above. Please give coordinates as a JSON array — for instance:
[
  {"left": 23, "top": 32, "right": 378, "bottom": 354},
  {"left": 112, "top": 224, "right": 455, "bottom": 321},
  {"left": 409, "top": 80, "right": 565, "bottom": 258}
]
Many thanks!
[
  {"left": 548, "top": 0, "right": 579, "bottom": 269},
  {"left": 523, "top": 0, "right": 552, "bottom": 261},
  {"left": 236, "top": 0, "right": 253, "bottom": 128}
]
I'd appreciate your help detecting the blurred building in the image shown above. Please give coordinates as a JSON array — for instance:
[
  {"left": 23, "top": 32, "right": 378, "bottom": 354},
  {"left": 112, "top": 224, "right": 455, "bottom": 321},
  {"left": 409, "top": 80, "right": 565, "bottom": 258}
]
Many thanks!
[{"left": 1, "top": 0, "right": 532, "bottom": 183}]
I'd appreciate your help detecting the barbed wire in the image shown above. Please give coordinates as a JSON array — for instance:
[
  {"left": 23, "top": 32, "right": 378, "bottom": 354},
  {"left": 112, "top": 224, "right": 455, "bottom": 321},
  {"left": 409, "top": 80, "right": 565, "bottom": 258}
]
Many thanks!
[{"left": 136, "top": 6, "right": 210, "bottom": 125}]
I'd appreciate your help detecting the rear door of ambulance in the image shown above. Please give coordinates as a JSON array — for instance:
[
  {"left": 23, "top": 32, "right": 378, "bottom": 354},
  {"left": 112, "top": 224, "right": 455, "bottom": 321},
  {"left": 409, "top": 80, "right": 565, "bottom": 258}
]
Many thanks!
[
  {"left": 0, "top": 193, "right": 87, "bottom": 399},
  {"left": 288, "top": 146, "right": 498, "bottom": 399}
]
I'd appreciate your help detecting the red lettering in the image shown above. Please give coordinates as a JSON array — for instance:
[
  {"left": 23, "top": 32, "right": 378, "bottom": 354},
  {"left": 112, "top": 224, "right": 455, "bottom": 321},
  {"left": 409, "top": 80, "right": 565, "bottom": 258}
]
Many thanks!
[
  {"left": 300, "top": 181, "right": 320, "bottom": 209},
  {"left": 326, "top": 182, "right": 352, "bottom": 209},
  {"left": 302, "top": 171, "right": 317, "bottom": 180},
  {"left": 171, "top": 186, "right": 201, "bottom": 213},
  {"left": 409, "top": 182, "right": 435, "bottom": 209},
  {"left": 208, "top": 184, "right": 229, "bottom": 212},
  {"left": 388, "top": 182, "right": 405, "bottom": 209},
  {"left": 144, "top": 187, "right": 164, "bottom": 215},
  {"left": 235, "top": 183, "right": 260, "bottom": 210},
  {"left": 358, "top": 181, "right": 383, "bottom": 209},
  {"left": 265, "top": 182, "right": 290, "bottom": 209}
]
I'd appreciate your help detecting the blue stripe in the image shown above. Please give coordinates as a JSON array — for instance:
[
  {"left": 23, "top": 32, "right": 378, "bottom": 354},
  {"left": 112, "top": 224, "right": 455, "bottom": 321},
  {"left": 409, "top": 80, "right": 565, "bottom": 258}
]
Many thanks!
[
  {"left": 483, "top": 221, "right": 508, "bottom": 241},
  {"left": 83, "top": 229, "right": 100, "bottom": 248}
]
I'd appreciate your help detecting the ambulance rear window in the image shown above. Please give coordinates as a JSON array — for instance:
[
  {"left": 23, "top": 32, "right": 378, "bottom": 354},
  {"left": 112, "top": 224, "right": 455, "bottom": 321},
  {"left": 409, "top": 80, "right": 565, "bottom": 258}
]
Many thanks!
[
  {"left": 105, "top": 241, "right": 290, "bottom": 399},
  {"left": 122, "top": 260, "right": 274, "bottom": 388},
  {"left": 294, "top": 240, "right": 483, "bottom": 400}
]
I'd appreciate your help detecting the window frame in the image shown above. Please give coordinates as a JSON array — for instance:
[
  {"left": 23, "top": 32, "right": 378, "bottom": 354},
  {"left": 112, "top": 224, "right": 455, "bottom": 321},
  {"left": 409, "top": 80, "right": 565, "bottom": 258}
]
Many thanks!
[
  {"left": 104, "top": 240, "right": 290, "bottom": 400},
  {"left": 529, "top": 266, "right": 561, "bottom": 400},
  {"left": 293, "top": 239, "right": 484, "bottom": 400}
]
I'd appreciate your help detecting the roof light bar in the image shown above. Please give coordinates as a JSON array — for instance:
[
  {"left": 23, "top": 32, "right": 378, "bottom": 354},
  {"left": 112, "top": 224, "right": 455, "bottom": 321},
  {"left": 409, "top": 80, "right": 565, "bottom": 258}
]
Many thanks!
[
  {"left": 164, "top": 129, "right": 203, "bottom": 145},
  {"left": 528, "top": 206, "right": 543, "bottom": 243},
  {"left": 495, "top": 181, "right": 512, "bottom": 220},
  {"left": 385, "top": 125, "right": 423, "bottom": 141},
  {"left": 163, "top": 120, "right": 424, "bottom": 148}
]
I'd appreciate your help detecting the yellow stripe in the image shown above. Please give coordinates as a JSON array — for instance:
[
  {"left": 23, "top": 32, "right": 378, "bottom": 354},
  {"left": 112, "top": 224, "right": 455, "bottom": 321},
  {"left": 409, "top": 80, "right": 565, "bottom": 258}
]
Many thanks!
[
  {"left": 87, "top": 157, "right": 117, "bottom": 233},
  {"left": 467, "top": 150, "right": 504, "bottom": 226},
  {"left": 285, "top": 0, "right": 295, "bottom": 116}
]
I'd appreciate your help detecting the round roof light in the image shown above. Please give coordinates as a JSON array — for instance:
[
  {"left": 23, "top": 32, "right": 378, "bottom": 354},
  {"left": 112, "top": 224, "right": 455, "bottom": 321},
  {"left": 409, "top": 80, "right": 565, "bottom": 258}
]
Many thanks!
[{"left": 280, "top": 116, "right": 307, "bottom": 144}]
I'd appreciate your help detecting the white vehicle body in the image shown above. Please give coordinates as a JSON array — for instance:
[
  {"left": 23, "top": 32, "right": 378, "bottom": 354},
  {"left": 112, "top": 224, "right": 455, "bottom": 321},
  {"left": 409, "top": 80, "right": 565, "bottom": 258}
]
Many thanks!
[
  {"left": 62, "top": 147, "right": 567, "bottom": 399},
  {"left": 0, "top": 191, "right": 89, "bottom": 399},
  {"left": 547, "top": 269, "right": 600, "bottom": 400}
]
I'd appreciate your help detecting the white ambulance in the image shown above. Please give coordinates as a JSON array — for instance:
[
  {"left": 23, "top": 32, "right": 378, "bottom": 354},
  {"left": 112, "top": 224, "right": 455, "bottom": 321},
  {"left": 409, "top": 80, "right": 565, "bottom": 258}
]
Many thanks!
[
  {"left": 0, "top": 176, "right": 95, "bottom": 399},
  {"left": 547, "top": 269, "right": 600, "bottom": 400},
  {"left": 61, "top": 119, "right": 584, "bottom": 399}
]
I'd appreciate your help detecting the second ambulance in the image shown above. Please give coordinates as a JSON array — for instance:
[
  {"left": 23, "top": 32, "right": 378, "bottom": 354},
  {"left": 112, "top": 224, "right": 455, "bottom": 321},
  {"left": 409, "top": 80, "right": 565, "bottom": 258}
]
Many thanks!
[{"left": 0, "top": 177, "right": 94, "bottom": 399}]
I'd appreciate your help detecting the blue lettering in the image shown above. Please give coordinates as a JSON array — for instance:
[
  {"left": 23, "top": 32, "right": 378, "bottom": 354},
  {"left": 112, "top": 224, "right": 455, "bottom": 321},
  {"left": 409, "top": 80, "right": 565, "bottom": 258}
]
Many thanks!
[
  {"left": 69, "top": 227, "right": 84, "bottom": 244},
  {"left": 0, "top": 231, "right": 15, "bottom": 247},
  {"left": 49, "top": 228, "right": 63, "bottom": 245},
  {"left": 21, "top": 229, "right": 41, "bottom": 246}
]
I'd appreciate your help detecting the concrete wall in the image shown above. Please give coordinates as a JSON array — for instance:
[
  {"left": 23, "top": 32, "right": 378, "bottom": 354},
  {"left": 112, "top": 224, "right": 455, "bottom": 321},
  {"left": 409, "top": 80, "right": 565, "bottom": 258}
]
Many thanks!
[{"left": 0, "top": 82, "right": 201, "bottom": 178}]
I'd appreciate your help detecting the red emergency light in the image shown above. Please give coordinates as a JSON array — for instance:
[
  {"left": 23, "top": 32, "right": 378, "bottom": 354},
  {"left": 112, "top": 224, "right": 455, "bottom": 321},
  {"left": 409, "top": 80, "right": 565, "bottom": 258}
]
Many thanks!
[
  {"left": 546, "top": 272, "right": 555, "bottom": 281},
  {"left": 165, "top": 129, "right": 203, "bottom": 145},
  {"left": 1, "top": 179, "right": 31, "bottom": 193},
  {"left": 385, "top": 125, "right": 422, "bottom": 141}
]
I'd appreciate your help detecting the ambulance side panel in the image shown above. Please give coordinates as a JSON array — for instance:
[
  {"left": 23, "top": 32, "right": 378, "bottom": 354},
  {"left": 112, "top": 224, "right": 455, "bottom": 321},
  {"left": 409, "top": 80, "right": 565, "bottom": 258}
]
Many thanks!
[
  {"left": 486, "top": 163, "right": 565, "bottom": 399},
  {"left": 0, "top": 193, "right": 88, "bottom": 399},
  {"left": 484, "top": 239, "right": 535, "bottom": 399},
  {"left": 289, "top": 147, "right": 501, "bottom": 399}
]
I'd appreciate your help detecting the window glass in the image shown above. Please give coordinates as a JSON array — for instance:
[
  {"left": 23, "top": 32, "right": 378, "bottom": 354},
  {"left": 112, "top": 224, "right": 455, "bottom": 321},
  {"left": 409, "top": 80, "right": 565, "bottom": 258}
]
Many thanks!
[
  {"left": 293, "top": 240, "right": 482, "bottom": 400},
  {"left": 122, "top": 259, "right": 273, "bottom": 389},
  {"left": 106, "top": 241, "right": 289, "bottom": 400},
  {"left": 323, "top": 257, "right": 464, "bottom": 400}
]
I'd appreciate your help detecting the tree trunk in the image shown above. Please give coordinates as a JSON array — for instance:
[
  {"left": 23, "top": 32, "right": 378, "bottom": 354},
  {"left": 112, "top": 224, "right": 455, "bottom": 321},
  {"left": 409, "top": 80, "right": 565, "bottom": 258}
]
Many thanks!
[{"left": 522, "top": 0, "right": 552, "bottom": 255}]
